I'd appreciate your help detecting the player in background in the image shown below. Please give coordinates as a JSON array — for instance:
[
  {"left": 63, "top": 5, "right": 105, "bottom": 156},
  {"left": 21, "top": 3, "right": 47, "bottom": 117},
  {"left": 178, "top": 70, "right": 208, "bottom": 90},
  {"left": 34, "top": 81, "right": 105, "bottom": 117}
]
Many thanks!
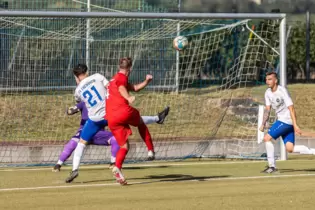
[
  {"left": 65, "top": 64, "right": 109, "bottom": 183},
  {"left": 259, "top": 71, "right": 301, "bottom": 173},
  {"left": 106, "top": 57, "right": 157, "bottom": 185},
  {"left": 52, "top": 102, "right": 169, "bottom": 172}
]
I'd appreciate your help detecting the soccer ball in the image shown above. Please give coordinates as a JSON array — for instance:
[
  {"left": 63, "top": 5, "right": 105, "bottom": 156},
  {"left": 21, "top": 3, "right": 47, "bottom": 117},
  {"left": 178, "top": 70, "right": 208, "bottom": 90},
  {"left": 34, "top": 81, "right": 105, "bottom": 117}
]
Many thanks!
[{"left": 173, "top": 36, "right": 188, "bottom": 51}]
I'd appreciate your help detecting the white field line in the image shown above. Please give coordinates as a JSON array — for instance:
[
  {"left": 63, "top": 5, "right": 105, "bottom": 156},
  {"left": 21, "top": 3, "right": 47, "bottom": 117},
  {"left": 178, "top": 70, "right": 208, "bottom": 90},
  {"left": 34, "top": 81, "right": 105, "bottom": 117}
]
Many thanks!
[
  {"left": 0, "top": 161, "right": 267, "bottom": 172},
  {"left": 1, "top": 173, "right": 315, "bottom": 192},
  {"left": 0, "top": 159, "right": 313, "bottom": 172}
]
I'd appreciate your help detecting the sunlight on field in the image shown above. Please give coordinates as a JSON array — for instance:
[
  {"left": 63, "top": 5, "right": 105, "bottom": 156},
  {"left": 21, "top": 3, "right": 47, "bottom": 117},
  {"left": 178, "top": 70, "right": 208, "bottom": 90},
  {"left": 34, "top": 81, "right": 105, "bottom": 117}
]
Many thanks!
[{"left": 1, "top": 159, "right": 315, "bottom": 210}]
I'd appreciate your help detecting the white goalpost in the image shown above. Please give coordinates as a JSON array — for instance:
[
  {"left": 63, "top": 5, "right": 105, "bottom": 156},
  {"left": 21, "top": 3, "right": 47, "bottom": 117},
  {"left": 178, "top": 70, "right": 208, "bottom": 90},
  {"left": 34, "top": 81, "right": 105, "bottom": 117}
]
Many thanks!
[
  {"left": 0, "top": 11, "right": 287, "bottom": 166},
  {"left": 86, "top": 0, "right": 91, "bottom": 70}
]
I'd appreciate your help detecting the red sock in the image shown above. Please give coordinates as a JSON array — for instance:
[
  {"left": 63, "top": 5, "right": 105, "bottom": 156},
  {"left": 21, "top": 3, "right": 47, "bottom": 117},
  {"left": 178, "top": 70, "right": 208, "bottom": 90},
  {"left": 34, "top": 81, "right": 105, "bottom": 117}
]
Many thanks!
[
  {"left": 138, "top": 123, "right": 154, "bottom": 151},
  {"left": 115, "top": 148, "right": 128, "bottom": 169}
]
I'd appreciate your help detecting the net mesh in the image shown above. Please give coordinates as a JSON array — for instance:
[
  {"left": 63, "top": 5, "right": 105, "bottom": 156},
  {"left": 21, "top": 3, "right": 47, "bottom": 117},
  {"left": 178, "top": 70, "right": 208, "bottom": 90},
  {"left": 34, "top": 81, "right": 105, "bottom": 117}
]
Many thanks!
[{"left": 0, "top": 14, "right": 282, "bottom": 166}]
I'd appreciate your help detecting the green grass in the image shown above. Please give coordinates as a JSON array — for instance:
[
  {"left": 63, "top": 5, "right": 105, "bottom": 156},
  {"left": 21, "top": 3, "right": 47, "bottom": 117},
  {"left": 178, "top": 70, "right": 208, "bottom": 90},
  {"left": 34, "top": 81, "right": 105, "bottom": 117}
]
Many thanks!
[
  {"left": 0, "top": 86, "right": 253, "bottom": 142},
  {"left": 1, "top": 84, "right": 314, "bottom": 142},
  {"left": 1, "top": 158, "right": 315, "bottom": 209}
]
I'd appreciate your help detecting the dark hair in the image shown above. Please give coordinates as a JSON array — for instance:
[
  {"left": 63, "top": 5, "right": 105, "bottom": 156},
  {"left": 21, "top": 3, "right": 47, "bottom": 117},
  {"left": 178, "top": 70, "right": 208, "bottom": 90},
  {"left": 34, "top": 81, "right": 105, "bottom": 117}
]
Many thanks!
[
  {"left": 73, "top": 64, "right": 88, "bottom": 77},
  {"left": 119, "top": 57, "right": 132, "bottom": 70},
  {"left": 266, "top": 71, "right": 278, "bottom": 78}
]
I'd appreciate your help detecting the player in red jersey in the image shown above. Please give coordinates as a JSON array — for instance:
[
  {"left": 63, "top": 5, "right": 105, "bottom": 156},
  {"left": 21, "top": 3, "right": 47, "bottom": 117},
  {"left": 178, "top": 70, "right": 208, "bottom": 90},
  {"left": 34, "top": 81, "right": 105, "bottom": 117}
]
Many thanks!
[{"left": 106, "top": 57, "right": 156, "bottom": 185}]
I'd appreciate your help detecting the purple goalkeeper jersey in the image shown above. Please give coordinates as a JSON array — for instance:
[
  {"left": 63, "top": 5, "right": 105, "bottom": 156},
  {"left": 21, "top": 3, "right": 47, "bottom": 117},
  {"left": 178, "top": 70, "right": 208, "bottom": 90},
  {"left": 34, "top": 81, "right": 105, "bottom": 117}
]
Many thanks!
[
  {"left": 76, "top": 102, "right": 88, "bottom": 126},
  {"left": 58, "top": 102, "right": 116, "bottom": 163}
]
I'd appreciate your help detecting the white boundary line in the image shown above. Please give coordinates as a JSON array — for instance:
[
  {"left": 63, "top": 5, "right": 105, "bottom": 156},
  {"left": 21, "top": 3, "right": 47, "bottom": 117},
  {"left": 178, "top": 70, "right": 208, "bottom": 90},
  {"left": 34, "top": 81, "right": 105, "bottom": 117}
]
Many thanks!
[
  {"left": 1, "top": 159, "right": 314, "bottom": 172},
  {"left": 0, "top": 161, "right": 267, "bottom": 172},
  {"left": 1, "top": 173, "right": 315, "bottom": 192}
]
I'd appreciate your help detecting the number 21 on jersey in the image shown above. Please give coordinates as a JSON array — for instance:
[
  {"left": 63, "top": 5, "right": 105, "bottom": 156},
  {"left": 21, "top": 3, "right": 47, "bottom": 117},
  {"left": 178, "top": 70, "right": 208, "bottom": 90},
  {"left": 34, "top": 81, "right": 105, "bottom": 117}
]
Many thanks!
[{"left": 83, "top": 86, "right": 102, "bottom": 107}]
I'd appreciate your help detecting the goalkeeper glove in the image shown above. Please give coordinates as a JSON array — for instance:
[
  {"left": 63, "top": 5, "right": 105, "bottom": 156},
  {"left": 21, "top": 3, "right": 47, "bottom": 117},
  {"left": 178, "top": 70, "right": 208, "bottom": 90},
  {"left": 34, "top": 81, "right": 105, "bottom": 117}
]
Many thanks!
[{"left": 66, "top": 106, "right": 79, "bottom": 115}]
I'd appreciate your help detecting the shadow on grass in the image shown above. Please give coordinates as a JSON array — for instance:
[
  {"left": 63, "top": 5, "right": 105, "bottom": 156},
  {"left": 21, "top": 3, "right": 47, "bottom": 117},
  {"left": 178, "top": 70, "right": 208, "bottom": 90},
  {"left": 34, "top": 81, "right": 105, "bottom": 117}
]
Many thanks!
[
  {"left": 79, "top": 165, "right": 169, "bottom": 172},
  {"left": 80, "top": 174, "right": 231, "bottom": 184},
  {"left": 80, "top": 179, "right": 114, "bottom": 183},
  {"left": 279, "top": 168, "right": 315, "bottom": 173},
  {"left": 124, "top": 165, "right": 169, "bottom": 170},
  {"left": 130, "top": 174, "right": 231, "bottom": 183}
]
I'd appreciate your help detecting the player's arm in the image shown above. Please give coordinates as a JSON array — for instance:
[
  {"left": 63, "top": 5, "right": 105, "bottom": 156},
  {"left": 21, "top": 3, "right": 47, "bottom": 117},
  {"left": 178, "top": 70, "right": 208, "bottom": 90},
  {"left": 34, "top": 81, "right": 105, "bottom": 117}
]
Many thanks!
[
  {"left": 127, "top": 74, "right": 153, "bottom": 92},
  {"left": 260, "top": 105, "right": 271, "bottom": 132},
  {"left": 288, "top": 105, "right": 301, "bottom": 134},
  {"left": 260, "top": 91, "right": 272, "bottom": 132},
  {"left": 300, "top": 130, "right": 315, "bottom": 137},
  {"left": 282, "top": 87, "right": 301, "bottom": 135},
  {"left": 66, "top": 106, "right": 79, "bottom": 115},
  {"left": 118, "top": 85, "right": 135, "bottom": 104},
  {"left": 66, "top": 102, "right": 84, "bottom": 115}
]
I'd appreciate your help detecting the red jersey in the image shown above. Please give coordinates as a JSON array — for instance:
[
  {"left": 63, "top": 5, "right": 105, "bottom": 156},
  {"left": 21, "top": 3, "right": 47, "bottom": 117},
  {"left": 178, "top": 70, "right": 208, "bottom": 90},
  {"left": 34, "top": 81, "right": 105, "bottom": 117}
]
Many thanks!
[{"left": 106, "top": 72, "right": 130, "bottom": 117}]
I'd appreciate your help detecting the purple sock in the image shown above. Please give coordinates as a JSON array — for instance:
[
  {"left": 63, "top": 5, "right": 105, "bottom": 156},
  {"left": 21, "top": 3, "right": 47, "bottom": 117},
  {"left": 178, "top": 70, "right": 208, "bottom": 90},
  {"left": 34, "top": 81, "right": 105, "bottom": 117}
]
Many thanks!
[
  {"left": 91, "top": 131, "right": 119, "bottom": 163},
  {"left": 59, "top": 139, "right": 78, "bottom": 163},
  {"left": 91, "top": 130, "right": 118, "bottom": 163},
  {"left": 110, "top": 136, "right": 120, "bottom": 163}
]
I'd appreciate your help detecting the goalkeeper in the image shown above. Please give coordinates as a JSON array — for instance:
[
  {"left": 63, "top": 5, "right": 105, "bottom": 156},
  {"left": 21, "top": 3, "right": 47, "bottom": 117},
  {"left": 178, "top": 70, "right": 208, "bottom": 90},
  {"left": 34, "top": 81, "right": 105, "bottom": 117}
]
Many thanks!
[{"left": 53, "top": 102, "right": 169, "bottom": 172}]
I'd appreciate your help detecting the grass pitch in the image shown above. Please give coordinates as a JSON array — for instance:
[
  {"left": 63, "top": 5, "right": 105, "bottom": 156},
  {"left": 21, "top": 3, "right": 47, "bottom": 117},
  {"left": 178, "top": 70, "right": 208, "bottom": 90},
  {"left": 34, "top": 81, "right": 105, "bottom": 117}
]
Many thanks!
[{"left": 1, "top": 157, "right": 315, "bottom": 210}]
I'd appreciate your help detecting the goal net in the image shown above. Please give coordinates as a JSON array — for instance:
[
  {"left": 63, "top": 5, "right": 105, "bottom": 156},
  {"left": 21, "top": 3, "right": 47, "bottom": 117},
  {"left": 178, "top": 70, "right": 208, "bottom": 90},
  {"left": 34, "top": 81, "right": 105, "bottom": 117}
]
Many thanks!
[{"left": 0, "top": 12, "right": 285, "bottom": 166}]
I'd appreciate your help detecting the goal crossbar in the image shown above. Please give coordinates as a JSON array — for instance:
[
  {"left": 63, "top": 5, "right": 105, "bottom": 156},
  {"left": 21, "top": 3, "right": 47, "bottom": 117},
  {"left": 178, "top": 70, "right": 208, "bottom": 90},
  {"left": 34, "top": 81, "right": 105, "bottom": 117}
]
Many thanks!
[{"left": 0, "top": 11, "right": 286, "bottom": 19}]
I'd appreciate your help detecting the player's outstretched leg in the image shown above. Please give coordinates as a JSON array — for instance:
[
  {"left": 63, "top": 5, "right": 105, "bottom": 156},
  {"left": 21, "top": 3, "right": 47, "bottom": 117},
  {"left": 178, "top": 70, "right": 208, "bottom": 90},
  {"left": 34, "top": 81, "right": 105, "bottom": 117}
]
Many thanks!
[
  {"left": 108, "top": 124, "right": 130, "bottom": 185},
  {"left": 112, "top": 142, "right": 129, "bottom": 185},
  {"left": 65, "top": 119, "right": 107, "bottom": 183},
  {"left": 65, "top": 140, "right": 86, "bottom": 183},
  {"left": 138, "top": 122, "right": 155, "bottom": 161},
  {"left": 157, "top": 106, "right": 170, "bottom": 124},
  {"left": 53, "top": 135, "right": 79, "bottom": 172},
  {"left": 140, "top": 106, "right": 170, "bottom": 125}
]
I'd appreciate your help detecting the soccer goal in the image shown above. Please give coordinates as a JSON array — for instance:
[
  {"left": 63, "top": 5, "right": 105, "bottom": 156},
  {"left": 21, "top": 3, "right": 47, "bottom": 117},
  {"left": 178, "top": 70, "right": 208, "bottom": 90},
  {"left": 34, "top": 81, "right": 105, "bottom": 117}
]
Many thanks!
[{"left": 0, "top": 11, "right": 287, "bottom": 167}]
